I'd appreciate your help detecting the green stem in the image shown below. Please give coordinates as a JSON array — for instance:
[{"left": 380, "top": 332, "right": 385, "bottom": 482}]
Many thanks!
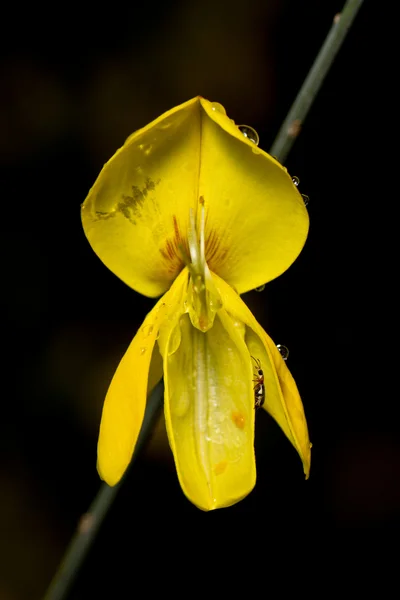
[
  {"left": 270, "top": 0, "right": 364, "bottom": 163},
  {"left": 43, "top": 380, "right": 164, "bottom": 600}
]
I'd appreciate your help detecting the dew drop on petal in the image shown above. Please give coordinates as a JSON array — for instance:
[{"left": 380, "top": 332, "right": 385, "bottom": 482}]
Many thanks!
[
  {"left": 238, "top": 125, "right": 260, "bottom": 146},
  {"left": 140, "top": 347, "right": 147, "bottom": 355},
  {"left": 211, "top": 102, "right": 226, "bottom": 114},
  {"left": 276, "top": 344, "right": 289, "bottom": 360},
  {"left": 292, "top": 176, "right": 300, "bottom": 187},
  {"left": 138, "top": 143, "right": 152, "bottom": 155},
  {"left": 254, "top": 284, "right": 265, "bottom": 292},
  {"left": 141, "top": 324, "right": 154, "bottom": 337}
]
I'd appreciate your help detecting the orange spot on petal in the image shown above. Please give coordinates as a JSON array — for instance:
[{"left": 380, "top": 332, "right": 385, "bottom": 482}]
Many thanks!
[
  {"left": 231, "top": 411, "right": 245, "bottom": 429},
  {"left": 214, "top": 461, "right": 228, "bottom": 475},
  {"left": 198, "top": 316, "right": 208, "bottom": 331}
]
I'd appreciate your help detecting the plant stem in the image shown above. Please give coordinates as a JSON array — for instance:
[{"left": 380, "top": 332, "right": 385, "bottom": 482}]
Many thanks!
[
  {"left": 270, "top": 0, "right": 364, "bottom": 163},
  {"left": 43, "top": 380, "right": 164, "bottom": 600}
]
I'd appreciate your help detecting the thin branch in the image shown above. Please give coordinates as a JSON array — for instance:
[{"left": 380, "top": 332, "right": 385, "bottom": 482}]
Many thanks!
[
  {"left": 43, "top": 380, "right": 164, "bottom": 600},
  {"left": 270, "top": 0, "right": 364, "bottom": 163}
]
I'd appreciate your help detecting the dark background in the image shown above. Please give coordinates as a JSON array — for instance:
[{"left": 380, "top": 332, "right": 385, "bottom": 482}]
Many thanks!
[{"left": 1, "top": 1, "right": 397, "bottom": 598}]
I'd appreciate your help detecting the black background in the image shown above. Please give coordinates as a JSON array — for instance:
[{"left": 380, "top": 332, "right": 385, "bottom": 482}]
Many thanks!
[{"left": 2, "top": 1, "right": 397, "bottom": 598}]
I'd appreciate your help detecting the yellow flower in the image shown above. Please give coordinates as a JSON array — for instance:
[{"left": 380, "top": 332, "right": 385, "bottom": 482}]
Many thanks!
[{"left": 81, "top": 97, "right": 311, "bottom": 511}]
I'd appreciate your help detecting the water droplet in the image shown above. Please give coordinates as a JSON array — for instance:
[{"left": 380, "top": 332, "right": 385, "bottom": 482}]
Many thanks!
[
  {"left": 211, "top": 102, "right": 226, "bottom": 114},
  {"left": 140, "top": 347, "right": 146, "bottom": 355},
  {"left": 292, "top": 176, "right": 300, "bottom": 187},
  {"left": 194, "top": 276, "right": 205, "bottom": 293},
  {"left": 302, "top": 194, "right": 310, "bottom": 206},
  {"left": 141, "top": 324, "right": 154, "bottom": 337},
  {"left": 255, "top": 284, "right": 265, "bottom": 292},
  {"left": 251, "top": 147, "right": 261, "bottom": 155},
  {"left": 238, "top": 125, "right": 260, "bottom": 146},
  {"left": 138, "top": 143, "right": 152, "bottom": 155},
  {"left": 81, "top": 203, "right": 86, "bottom": 210},
  {"left": 276, "top": 344, "right": 289, "bottom": 360},
  {"left": 309, "top": 442, "right": 313, "bottom": 449}
]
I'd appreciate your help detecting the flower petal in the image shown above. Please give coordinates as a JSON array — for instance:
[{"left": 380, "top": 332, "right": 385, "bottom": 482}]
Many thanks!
[
  {"left": 162, "top": 311, "right": 256, "bottom": 511},
  {"left": 199, "top": 98, "right": 309, "bottom": 293},
  {"left": 212, "top": 272, "right": 311, "bottom": 478},
  {"left": 82, "top": 97, "right": 308, "bottom": 297},
  {"left": 97, "top": 269, "right": 187, "bottom": 485},
  {"left": 82, "top": 98, "right": 201, "bottom": 298}
]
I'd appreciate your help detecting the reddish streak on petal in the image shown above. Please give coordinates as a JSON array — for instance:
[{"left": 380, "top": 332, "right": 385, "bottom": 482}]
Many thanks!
[
  {"left": 173, "top": 215, "right": 181, "bottom": 244},
  {"left": 205, "top": 228, "right": 225, "bottom": 265},
  {"left": 159, "top": 215, "right": 187, "bottom": 276},
  {"left": 203, "top": 225, "right": 229, "bottom": 272}
]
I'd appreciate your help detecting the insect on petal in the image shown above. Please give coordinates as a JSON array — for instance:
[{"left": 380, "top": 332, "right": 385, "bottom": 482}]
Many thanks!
[{"left": 212, "top": 272, "right": 311, "bottom": 478}]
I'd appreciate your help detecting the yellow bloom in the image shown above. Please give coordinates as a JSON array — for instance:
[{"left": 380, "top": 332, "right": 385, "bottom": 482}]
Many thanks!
[{"left": 81, "top": 97, "right": 311, "bottom": 511}]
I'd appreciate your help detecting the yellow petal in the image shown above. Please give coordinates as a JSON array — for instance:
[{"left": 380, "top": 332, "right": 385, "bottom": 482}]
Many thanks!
[
  {"left": 82, "top": 98, "right": 201, "bottom": 298},
  {"left": 163, "top": 311, "right": 256, "bottom": 511},
  {"left": 263, "top": 337, "right": 311, "bottom": 475},
  {"left": 199, "top": 98, "right": 309, "bottom": 293},
  {"left": 97, "top": 269, "right": 187, "bottom": 485},
  {"left": 82, "top": 97, "right": 308, "bottom": 297},
  {"left": 212, "top": 272, "right": 311, "bottom": 478}
]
